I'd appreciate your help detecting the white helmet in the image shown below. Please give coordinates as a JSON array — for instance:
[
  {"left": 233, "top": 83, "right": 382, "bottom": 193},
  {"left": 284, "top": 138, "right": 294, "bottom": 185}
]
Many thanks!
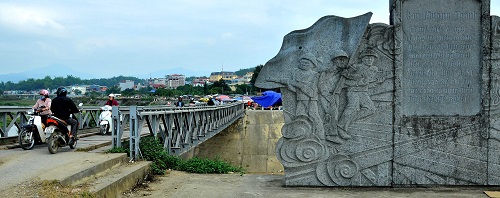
[{"left": 109, "top": 94, "right": 115, "bottom": 98}]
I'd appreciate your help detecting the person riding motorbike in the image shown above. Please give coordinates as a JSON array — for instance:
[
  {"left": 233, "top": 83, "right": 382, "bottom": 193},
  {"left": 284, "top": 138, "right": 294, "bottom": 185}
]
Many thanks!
[
  {"left": 50, "top": 87, "right": 80, "bottom": 145},
  {"left": 105, "top": 94, "right": 119, "bottom": 106},
  {"left": 33, "top": 89, "right": 52, "bottom": 125}
]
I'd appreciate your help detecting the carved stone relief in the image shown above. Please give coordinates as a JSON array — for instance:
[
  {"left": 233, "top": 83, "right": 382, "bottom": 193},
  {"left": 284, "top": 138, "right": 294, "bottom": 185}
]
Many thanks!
[
  {"left": 255, "top": 0, "right": 495, "bottom": 187},
  {"left": 256, "top": 13, "right": 395, "bottom": 186}
]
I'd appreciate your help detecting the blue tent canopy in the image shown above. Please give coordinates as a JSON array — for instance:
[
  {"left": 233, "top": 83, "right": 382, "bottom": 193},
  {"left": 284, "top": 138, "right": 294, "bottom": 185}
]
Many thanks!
[{"left": 251, "top": 91, "right": 281, "bottom": 107}]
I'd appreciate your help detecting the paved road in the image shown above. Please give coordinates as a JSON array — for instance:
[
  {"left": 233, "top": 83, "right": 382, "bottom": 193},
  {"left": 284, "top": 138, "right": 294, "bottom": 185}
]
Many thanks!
[
  {"left": 0, "top": 128, "right": 147, "bottom": 194},
  {"left": 0, "top": 145, "right": 108, "bottom": 193}
]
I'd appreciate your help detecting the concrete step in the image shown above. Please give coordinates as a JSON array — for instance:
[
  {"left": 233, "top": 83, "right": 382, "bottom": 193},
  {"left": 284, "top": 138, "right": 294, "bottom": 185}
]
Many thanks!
[
  {"left": 38, "top": 153, "right": 128, "bottom": 186},
  {"left": 38, "top": 152, "right": 151, "bottom": 197},
  {"left": 87, "top": 161, "right": 151, "bottom": 197}
]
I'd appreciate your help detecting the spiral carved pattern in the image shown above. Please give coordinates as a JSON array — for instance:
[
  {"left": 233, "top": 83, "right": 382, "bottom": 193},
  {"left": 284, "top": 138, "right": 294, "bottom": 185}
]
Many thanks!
[
  {"left": 281, "top": 116, "right": 311, "bottom": 139},
  {"left": 276, "top": 135, "right": 328, "bottom": 168},
  {"left": 318, "top": 154, "right": 359, "bottom": 185},
  {"left": 335, "top": 160, "right": 358, "bottom": 178},
  {"left": 295, "top": 139, "right": 326, "bottom": 162}
]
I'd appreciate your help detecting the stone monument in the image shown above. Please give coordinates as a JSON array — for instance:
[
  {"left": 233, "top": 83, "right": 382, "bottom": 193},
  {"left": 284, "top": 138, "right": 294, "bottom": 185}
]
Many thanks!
[{"left": 255, "top": 0, "right": 499, "bottom": 186}]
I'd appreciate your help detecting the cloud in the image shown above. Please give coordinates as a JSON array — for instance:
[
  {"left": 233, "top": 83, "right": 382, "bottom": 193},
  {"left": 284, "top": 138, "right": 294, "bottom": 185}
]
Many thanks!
[{"left": 0, "top": 3, "right": 65, "bottom": 35}]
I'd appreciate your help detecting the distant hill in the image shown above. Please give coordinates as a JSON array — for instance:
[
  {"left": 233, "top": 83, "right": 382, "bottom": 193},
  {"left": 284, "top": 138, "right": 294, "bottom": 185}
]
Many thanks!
[
  {"left": 134, "top": 67, "right": 212, "bottom": 79},
  {"left": 235, "top": 68, "right": 255, "bottom": 76},
  {"left": 0, "top": 64, "right": 97, "bottom": 83}
]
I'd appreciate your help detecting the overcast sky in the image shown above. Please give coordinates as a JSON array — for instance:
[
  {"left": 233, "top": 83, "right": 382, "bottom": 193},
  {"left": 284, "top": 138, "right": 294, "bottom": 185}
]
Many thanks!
[{"left": 1, "top": 1, "right": 499, "bottom": 79}]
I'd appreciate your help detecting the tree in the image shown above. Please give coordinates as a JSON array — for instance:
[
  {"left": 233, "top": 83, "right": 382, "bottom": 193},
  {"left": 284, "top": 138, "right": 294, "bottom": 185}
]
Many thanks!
[
  {"left": 233, "top": 84, "right": 252, "bottom": 95},
  {"left": 203, "top": 82, "right": 208, "bottom": 95},
  {"left": 121, "top": 88, "right": 137, "bottom": 96},
  {"left": 235, "top": 68, "right": 255, "bottom": 76},
  {"left": 106, "top": 85, "right": 121, "bottom": 95},
  {"left": 73, "top": 89, "right": 82, "bottom": 95},
  {"left": 210, "top": 79, "right": 230, "bottom": 95},
  {"left": 250, "top": 65, "right": 263, "bottom": 87}
]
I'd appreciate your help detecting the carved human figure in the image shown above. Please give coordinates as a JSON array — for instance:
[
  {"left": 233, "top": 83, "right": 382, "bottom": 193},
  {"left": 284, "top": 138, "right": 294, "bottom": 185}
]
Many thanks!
[
  {"left": 337, "top": 48, "right": 379, "bottom": 139},
  {"left": 319, "top": 50, "right": 349, "bottom": 143},
  {"left": 272, "top": 53, "right": 325, "bottom": 138}
]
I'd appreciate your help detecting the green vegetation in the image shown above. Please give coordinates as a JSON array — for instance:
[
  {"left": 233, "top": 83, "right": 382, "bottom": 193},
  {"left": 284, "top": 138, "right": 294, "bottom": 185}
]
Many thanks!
[
  {"left": 249, "top": 65, "right": 263, "bottom": 87},
  {"left": 0, "top": 75, "right": 141, "bottom": 92},
  {"left": 1, "top": 64, "right": 263, "bottom": 97},
  {"left": 108, "top": 136, "right": 244, "bottom": 175},
  {"left": 235, "top": 67, "right": 254, "bottom": 76},
  {"left": 0, "top": 98, "right": 34, "bottom": 106}
]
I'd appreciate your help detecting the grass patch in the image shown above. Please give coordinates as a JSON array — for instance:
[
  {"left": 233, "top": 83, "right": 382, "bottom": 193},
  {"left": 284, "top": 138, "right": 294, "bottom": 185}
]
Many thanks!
[
  {"left": 24, "top": 180, "right": 96, "bottom": 198},
  {"left": 107, "top": 136, "right": 244, "bottom": 175}
]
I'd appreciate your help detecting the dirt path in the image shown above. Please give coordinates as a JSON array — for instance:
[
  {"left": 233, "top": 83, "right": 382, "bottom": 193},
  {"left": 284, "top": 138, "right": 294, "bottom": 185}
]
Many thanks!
[{"left": 122, "top": 171, "right": 492, "bottom": 198}]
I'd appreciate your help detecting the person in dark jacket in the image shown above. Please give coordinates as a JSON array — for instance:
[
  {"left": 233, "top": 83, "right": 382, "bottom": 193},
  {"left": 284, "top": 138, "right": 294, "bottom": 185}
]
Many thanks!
[
  {"left": 51, "top": 87, "right": 80, "bottom": 144},
  {"left": 174, "top": 96, "right": 184, "bottom": 107},
  {"left": 105, "top": 94, "right": 119, "bottom": 106}
]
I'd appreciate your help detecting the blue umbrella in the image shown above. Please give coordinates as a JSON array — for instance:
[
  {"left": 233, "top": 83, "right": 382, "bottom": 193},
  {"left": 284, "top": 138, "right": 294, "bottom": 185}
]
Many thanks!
[{"left": 251, "top": 91, "right": 281, "bottom": 107}]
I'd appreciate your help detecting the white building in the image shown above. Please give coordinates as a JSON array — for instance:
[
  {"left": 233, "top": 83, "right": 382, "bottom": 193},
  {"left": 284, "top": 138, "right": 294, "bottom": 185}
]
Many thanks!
[{"left": 119, "top": 80, "right": 134, "bottom": 90}]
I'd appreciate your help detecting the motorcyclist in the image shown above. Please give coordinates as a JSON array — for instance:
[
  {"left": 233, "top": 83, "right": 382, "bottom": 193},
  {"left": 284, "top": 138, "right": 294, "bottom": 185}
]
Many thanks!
[
  {"left": 189, "top": 98, "right": 196, "bottom": 106},
  {"left": 105, "top": 94, "right": 119, "bottom": 106},
  {"left": 33, "top": 89, "right": 52, "bottom": 125},
  {"left": 50, "top": 87, "right": 80, "bottom": 145}
]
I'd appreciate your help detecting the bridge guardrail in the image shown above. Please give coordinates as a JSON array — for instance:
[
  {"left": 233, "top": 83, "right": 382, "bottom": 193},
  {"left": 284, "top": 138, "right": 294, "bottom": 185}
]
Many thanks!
[
  {"left": 1, "top": 103, "right": 245, "bottom": 161},
  {"left": 112, "top": 102, "right": 245, "bottom": 160},
  {"left": 0, "top": 106, "right": 105, "bottom": 138}
]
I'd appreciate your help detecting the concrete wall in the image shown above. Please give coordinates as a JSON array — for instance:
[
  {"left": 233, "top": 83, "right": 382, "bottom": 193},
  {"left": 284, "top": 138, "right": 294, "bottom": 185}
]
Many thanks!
[{"left": 181, "top": 110, "right": 284, "bottom": 173}]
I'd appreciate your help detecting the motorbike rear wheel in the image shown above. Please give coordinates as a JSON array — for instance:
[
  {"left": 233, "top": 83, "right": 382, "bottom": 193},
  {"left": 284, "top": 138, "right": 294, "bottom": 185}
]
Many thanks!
[
  {"left": 19, "top": 129, "right": 35, "bottom": 150},
  {"left": 47, "top": 133, "right": 59, "bottom": 154},
  {"left": 99, "top": 124, "right": 109, "bottom": 135}
]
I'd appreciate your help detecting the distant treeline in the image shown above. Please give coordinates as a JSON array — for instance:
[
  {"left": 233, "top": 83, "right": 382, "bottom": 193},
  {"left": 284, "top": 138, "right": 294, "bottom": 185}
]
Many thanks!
[
  {"left": 0, "top": 75, "right": 142, "bottom": 92},
  {"left": 0, "top": 66, "right": 264, "bottom": 96}
]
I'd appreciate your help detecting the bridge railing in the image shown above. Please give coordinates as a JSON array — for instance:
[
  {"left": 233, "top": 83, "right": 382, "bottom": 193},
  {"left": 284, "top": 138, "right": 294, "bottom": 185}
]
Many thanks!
[
  {"left": 114, "top": 102, "right": 245, "bottom": 160},
  {"left": 1, "top": 103, "right": 245, "bottom": 160},
  {"left": 0, "top": 106, "right": 104, "bottom": 138}
]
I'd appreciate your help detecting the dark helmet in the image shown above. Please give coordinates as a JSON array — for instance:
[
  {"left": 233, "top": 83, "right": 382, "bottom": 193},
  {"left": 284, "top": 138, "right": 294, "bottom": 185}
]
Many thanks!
[{"left": 56, "top": 87, "right": 67, "bottom": 97}]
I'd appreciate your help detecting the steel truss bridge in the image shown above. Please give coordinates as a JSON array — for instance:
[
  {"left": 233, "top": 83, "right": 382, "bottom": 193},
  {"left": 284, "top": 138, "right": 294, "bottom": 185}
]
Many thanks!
[{"left": 0, "top": 103, "right": 245, "bottom": 160}]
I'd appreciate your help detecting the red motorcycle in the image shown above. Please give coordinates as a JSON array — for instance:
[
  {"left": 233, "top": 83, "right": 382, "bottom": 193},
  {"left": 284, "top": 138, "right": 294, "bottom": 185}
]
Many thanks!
[{"left": 44, "top": 103, "right": 82, "bottom": 154}]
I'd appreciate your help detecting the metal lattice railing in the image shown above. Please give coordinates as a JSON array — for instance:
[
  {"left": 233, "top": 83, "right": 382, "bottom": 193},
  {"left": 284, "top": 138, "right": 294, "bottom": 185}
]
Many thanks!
[
  {"left": 111, "top": 103, "right": 245, "bottom": 160},
  {"left": 0, "top": 106, "right": 103, "bottom": 138},
  {"left": 1, "top": 103, "right": 245, "bottom": 160}
]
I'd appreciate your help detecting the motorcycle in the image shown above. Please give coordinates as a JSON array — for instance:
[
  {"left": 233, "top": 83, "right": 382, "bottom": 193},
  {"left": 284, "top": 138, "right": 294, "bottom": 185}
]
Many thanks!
[
  {"left": 98, "top": 105, "right": 113, "bottom": 135},
  {"left": 19, "top": 107, "right": 47, "bottom": 150},
  {"left": 45, "top": 103, "right": 82, "bottom": 154}
]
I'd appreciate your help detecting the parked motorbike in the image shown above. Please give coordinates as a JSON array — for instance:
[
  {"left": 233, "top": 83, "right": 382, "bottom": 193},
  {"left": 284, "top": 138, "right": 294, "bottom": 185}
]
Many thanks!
[
  {"left": 45, "top": 103, "right": 82, "bottom": 154},
  {"left": 19, "top": 107, "right": 47, "bottom": 150},
  {"left": 98, "top": 105, "right": 112, "bottom": 135}
]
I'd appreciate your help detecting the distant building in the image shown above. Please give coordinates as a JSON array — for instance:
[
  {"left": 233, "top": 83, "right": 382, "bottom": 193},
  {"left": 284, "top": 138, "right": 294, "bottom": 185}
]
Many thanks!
[
  {"left": 88, "top": 85, "right": 100, "bottom": 92},
  {"left": 243, "top": 72, "right": 253, "bottom": 84},
  {"left": 149, "top": 78, "right": 167, "bottom": 86},
  {"left": 167, "top": 74, "right": 185, "bottom": 89},
  {"left": 209, "top": 71, "right": 237, "bottom": 82},
  {"left": 152, "top": 84, "right": 167, "bottom": 89},
  {"left": 67, "top": 85, "right": 87, "bottom": 95},
  {"left": 192, "top": 77, "right": 210, "bottom": 87},
  {"left": 100, "top": 86, "right": 108, "bottom": 92},
  {"left": 119, "top": 80, "right": 134, "bottom": 90}
]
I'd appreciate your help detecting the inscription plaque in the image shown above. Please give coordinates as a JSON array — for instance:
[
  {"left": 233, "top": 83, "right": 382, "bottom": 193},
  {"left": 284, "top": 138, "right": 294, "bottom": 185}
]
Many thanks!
[{"left": 402, "top": 0, "right": 482, "bottom": 116}]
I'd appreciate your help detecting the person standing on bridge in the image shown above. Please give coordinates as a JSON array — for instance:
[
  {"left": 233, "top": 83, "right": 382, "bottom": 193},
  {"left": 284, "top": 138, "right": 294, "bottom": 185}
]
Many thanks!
[
  {"left": 33, "top": 89, "right": 52, "bottom": 125},
  {"left": 51, "top": 87, "right": 80, "bottom": 145},
  {"left": 174, "top": 96, "right": 185, "bottom": 107},
  {"left": 105, "top": 94, "right": 119, "bottom": 106}
]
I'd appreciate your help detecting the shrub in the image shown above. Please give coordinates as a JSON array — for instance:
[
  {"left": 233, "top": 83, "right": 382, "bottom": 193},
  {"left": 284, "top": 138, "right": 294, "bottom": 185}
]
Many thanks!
[{"left": 107, "top": 136, "right": 244, "bottom": 175}]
